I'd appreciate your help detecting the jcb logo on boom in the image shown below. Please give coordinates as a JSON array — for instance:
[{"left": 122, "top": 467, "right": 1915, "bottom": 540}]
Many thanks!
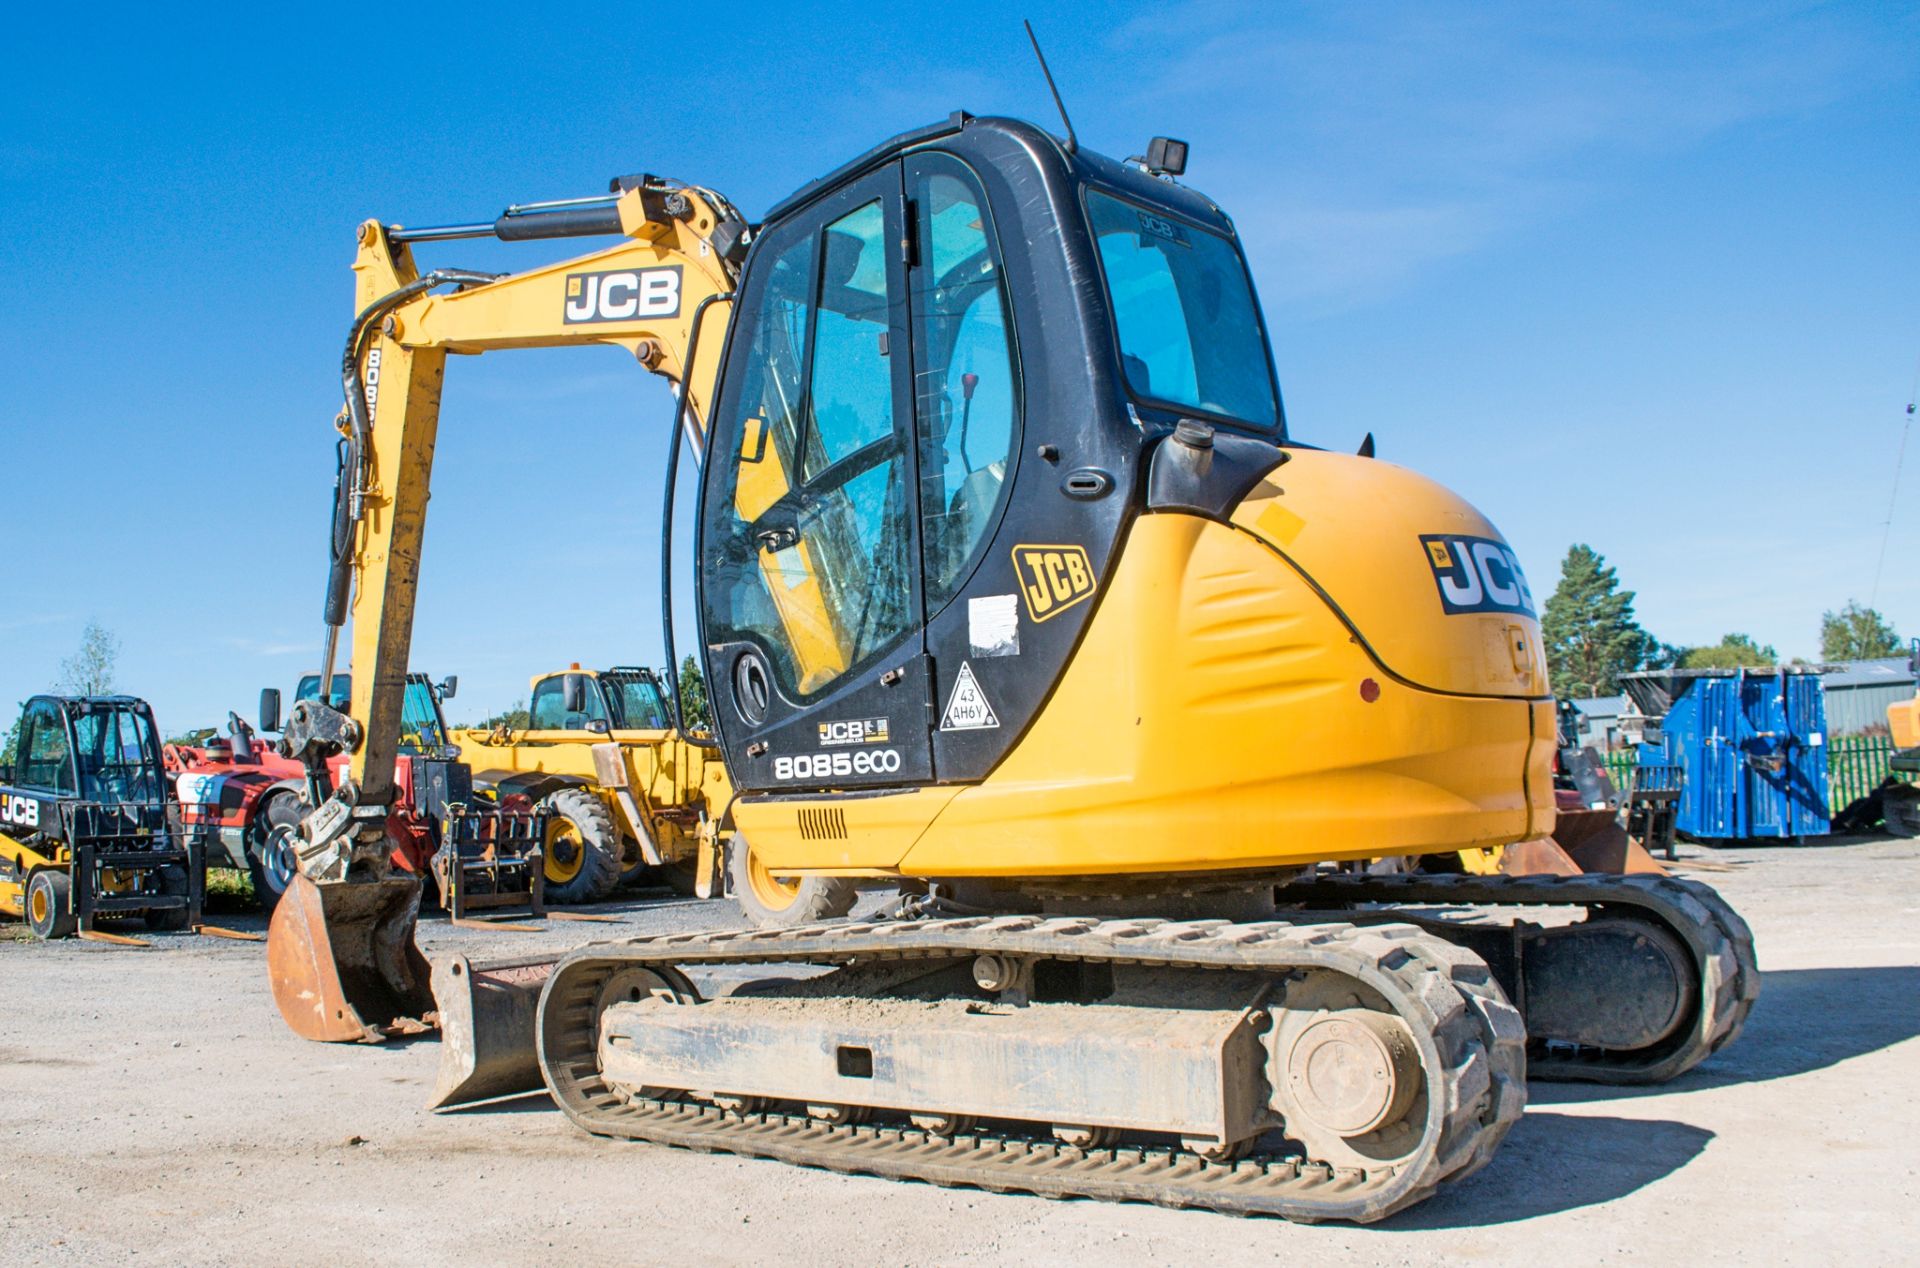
[
  {"left": 1012, "top": 544, "right": 1095, "bottom": 622},
  {"left": 562, "top": 266, "right": 683, "bottom": 324},
  {"left": 0, "top": 793, "right": 40, "bottom": 830},
  {"left": 1420, "top": 534, "right": 1535, "bottom": 618}
]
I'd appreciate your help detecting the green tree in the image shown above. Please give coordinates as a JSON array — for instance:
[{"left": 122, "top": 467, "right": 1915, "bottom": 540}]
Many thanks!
[
  {"left": 480, "top": 698, "right": 531, "bottom": 730},
  {"left": 57, "top": 619, "right": 119, "bottom": 696},
  {"left": 677, "top": 655, "right": 710, "bottom": 729},
  {"left": 1, "top": 703, "right": 25, "bottom": 766},
  {"left": 1680, "top": 633, "right": 1777, "bottom": 670},
  {"left": 1541, "top": 545, "right": 1658, "bottom": 697},
  {"left": 1820, "top": 601, "right": 1901, "bottom": 661}
]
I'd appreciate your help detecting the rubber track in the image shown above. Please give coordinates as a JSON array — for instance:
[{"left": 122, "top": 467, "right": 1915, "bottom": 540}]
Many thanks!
[
  {"left": 537, "top": 915, "right": 1526, "bottom": 1223},
  {"left": 1275, "top": 872, "right": 1759, "bottom": 1084}
]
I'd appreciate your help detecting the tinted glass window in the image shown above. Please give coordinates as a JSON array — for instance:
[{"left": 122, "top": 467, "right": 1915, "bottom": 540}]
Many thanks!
[
  {"left": 604, "top": 675, "right": 669, "bottom": 730},
  {"left": 1088, "top": 190, "right": 1278, "bottom": 428},
  {"left": 397, "top": 680, "right": 446, "bottom": 753},
  {"left": 802, "top": 201, "right": 893, "bottom": 480},
  {"left": 703, "top": 190, "right": 915, "bottom": 701},
  {"left": 530, "top": 676, "right": 609, "bottom": 731},
  {"left": 19, "top": 701, "right": 72, "bottom": 793},
  {"left": 294, "top": 675, "right": 352, "bottom": 709},
  {"left": 911, "top": 156, "right": 1019, "bottom": 611},
  {"left": 70, "top": 707, "right": 161, "bottom": 803}
]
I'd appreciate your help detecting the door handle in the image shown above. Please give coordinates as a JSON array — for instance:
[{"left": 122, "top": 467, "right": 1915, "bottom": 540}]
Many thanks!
[{"left": 755, "top": 527, "right": 799, "bottom": 552}]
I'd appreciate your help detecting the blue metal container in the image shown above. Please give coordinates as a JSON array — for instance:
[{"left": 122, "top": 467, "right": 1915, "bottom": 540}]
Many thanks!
[{"left": 1631, "top": 669, "right": 1829, "bottom": 840}]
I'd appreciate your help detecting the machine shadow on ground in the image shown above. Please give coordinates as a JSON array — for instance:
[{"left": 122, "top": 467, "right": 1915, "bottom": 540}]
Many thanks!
[
  {"left": 1529, "top": 965, "right": 1920, "bottom": 1105},
  {"left": 1385, "top": 1112, "right": 1715, "bottom": 1230}
]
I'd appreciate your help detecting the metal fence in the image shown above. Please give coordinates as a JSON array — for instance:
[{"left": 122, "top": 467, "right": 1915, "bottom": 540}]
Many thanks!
[{"left": 1601, "top": 735, "right": 1911, "bottom": 816}]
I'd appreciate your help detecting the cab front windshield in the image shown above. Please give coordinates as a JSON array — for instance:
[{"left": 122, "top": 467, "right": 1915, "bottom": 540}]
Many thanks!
[
  {"left": 293, "top": 674, "right": 446, "bottom": 754},
  {"left": 1087, "top": 188, "right": 1279, "bottom": 430},
  {"left": 71, "top": 705, "right": 164, "bottom": 804}
]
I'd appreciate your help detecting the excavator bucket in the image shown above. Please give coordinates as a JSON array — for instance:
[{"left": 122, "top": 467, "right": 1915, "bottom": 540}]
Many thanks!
[
  {"left": 426, "top": 951, "right": 560, "bottom": 1109},
  {"left": 267, "top": 873, "right": 435, "bottom": 1042}
]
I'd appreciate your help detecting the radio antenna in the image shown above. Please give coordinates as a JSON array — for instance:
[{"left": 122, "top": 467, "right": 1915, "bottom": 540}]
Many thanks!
[{"left": 1024, "top": 20, "right": 1078, "bottom": 154}]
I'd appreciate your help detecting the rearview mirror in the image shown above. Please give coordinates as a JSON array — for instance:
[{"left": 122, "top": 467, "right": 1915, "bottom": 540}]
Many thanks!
[
  {"left": 258, "top": 688, "right": 282, "bottom": 733},
  {"left": 563, "top": 674, "right": 587, "bottom": 714},
  {"left": 438, "top": 675, "right": 459, "bottom": 701}
]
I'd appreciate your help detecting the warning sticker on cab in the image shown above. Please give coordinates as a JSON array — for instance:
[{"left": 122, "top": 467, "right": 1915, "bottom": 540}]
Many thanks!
[
  {"left": 1012, "top": 544, "right": 1095, "bottom": 623},
  {"left": 941, "top": 662, "right": 999, "bottom": 731}
]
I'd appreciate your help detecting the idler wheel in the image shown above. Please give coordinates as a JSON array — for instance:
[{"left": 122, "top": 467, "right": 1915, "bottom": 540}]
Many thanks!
[{"left": 1285, "top": 1010, "right": 1420, "bottom": 1137}]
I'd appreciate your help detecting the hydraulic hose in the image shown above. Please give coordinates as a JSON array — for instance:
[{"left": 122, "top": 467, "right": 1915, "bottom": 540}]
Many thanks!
[{"left": 319, "top": 266, "right": 498, "bottom": 696}]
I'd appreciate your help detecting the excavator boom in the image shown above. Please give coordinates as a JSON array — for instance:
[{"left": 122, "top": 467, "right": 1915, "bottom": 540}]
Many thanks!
[{"left": 268, "top": 176, "right": 745, "bottom": 1041}]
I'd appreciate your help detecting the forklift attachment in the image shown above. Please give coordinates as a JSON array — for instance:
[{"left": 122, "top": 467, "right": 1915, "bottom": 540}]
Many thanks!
[
  {"left": 426, "top": 951, "right": 560, "bottom": 1109},
  {"left": 194, "top": 924, "right": 266, "bottom": 941},
  {"left": 268, "top": 873, "right": 433, "bottom": 1042}
]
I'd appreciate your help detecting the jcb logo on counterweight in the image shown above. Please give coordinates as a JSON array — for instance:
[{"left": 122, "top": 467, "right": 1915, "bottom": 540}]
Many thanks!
[
  {"left": 1013, "top": 544, "right": 1095, "bottom": 622},
  {"left": 562, "top": 266, "right": 682, "bottom": 324},
  {"left": 1421, "top": 534, "right": 1535, "bottom": 617}
]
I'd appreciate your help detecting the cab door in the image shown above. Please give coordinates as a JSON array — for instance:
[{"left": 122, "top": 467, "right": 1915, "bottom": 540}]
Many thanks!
[{"left": 697, "top": 163, "right": 933, "bottom": 792}]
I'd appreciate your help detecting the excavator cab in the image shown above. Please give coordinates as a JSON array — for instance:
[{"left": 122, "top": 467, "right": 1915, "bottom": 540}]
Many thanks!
[
  {"left": 696, "top": 122, "right": 1281, "bottom": 789},
  {"left": 692, "top": 117, "right": 1548, "bottom": 889}
]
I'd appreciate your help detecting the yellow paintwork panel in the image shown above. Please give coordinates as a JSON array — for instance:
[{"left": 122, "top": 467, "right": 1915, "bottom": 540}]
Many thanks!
[
  {"left": 1889, "top": 695, "right": 1919, "bottom": 749},
  {"left": 755, "top": 512, "right": 1550, "bottom": 878},
  {"left": 1231, "top": 450, "right": 1548, "bottom": 699},
  {"left": 898, "top": 514, "right": 1545, "bottom": 875},
  {"left": 739, "top": 785, "right": 962, "bottom": 872}
]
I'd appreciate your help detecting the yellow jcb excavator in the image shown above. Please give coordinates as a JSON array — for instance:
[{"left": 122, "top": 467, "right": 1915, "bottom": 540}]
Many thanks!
[{"left": 270, "top": 111, "right": 1757, "bottom": 1223}]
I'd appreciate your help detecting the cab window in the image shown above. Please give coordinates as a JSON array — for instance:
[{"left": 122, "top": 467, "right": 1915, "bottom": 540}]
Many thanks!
[
  {"left": 294, "top": 674, "right": 352, "bottom": 710},
  {"left": 70, "top": 707, "right": 161, "bottom": 804},
  {"left": 910, "top": 154, "right": 1020, "bottom": 611},
  {"left": 702, "top": 181, "right": 915, "bottom": 702},
  {"left": 530, "top": 676, "right": 609, "bottom": 731},
  {"left": 397, "top": 680, "right": 447, "bottom": 754},
  {"left": 17, "top": 701, "right": 73, "bottom": 794},
  {"left": 1087, "top": 189, "right": 1278, "bottom": 429},
  {"left": 605, "top": 676, "right": 669, "bottom": 730}
]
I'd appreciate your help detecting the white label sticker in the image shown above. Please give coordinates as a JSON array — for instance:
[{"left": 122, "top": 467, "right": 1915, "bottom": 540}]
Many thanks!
[
  {"left": 968, "top": 593, "right": 1020, "bottom": 657},
  {"left": 941, "top": 662, "right": 1000, "bottom": 731}
]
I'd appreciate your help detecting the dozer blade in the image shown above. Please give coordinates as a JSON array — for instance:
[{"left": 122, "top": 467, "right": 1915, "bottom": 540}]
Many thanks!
[
  {"left": 1495, "top": 837, "right": 1583, "bottom": 876},
  {"left": 1552, "top": 807, "right": 1667, "bottom": 875},
  {"left": 268, "top": 873, "right": 435, "bottom": 1042},
  {"left": 426, "top": 951, "right": 560, "bottom": 1109}
]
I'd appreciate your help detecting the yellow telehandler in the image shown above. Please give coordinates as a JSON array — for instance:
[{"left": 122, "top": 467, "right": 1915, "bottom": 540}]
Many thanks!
[
  {"left": 268, "top": 110, "right": 1757, "bottom": 1222},
  {"left": 451, "top": 665, "right": 732, "bottom": 903}
]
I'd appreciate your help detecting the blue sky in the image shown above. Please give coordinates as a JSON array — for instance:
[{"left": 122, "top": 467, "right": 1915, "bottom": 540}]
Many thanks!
[{"left": 3, "top": 1, "right": 1916, "bottom": 729}]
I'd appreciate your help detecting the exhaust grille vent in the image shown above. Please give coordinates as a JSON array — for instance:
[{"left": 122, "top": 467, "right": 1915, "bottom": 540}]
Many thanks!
[{"left": 798, "top": 807, "right": 848, "bottom": 841}]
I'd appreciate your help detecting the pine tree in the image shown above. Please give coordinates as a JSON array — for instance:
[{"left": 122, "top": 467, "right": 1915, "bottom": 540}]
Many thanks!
[
  {"left": 1819, "top": 601, "right": 1901, "bottom": 662},
  {"left": 677, "top": 655, "right": 710, "bottom": 728},
  {"left": 1541, "top": 545, "right": 1657, "bottom": 697}
]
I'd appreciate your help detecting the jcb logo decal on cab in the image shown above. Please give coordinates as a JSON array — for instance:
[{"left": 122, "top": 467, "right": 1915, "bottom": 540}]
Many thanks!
[
  {"left": 0, "top": 793, "right": 39, "bottom": 830},
  {"left": 1421, "top": 534, "right": 1535, "bottom": 617},
  {"left": 563, "top": 266, "right": 682, "bottom": 324},
  {"left": 1013, "top": 544, "right": 1094, "bottom": 622}
]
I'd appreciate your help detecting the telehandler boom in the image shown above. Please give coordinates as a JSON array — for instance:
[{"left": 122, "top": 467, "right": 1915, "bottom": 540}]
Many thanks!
[{"left": 277, "top": 113, "right": 1756, "bottom": 1222}]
